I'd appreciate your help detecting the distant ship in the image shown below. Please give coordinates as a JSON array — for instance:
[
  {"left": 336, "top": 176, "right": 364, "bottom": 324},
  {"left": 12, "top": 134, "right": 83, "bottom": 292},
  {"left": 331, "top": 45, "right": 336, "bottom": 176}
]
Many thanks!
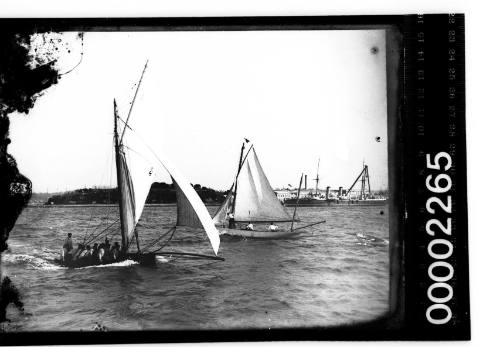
[{"left": 282, "top": 162, "right": 388, "bottom": 207}]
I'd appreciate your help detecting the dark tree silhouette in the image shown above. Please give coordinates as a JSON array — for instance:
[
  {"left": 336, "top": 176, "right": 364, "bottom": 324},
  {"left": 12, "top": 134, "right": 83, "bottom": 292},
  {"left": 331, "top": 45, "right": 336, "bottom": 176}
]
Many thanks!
[
  {"left": 0, "top": 31, "right": 60, "bottom": 252},
  {"left": 0, "top": 30, "right": 67, "bottom": 323}
]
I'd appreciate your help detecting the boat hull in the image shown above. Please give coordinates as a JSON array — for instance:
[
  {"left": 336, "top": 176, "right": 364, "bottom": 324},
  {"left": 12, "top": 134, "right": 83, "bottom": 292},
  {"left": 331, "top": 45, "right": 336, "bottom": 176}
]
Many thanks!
[
  {"left": 54, "top": 252, "right": 157, "bottom": 268},
  {"left": 283, "top": 198, "right": 387, "bottom": 207},
  {"left": 219, "top": 228, "right": 305, "bottom": 239}
]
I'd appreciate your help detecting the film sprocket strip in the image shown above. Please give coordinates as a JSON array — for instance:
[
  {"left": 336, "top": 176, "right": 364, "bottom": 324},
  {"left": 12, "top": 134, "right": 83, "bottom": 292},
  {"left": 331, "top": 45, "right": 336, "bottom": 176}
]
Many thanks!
[
  {"left": 0, "top": 14, "right": 468, "bottom": 343},
  {"left": 402, "top": 13, "right": 469, "bottom": 339}
]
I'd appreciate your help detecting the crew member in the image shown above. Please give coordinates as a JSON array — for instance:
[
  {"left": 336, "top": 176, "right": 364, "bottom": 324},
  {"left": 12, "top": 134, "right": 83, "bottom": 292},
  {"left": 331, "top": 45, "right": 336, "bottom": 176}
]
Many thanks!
[
  {"left": 110, "top": 242, "right": 121, "bottom": 261},
  {"left": 62, "top": 233, "right": 73, "bottom": 262},
  {"left": 79, "top": 244, "right": 90, "bottom": 259},
  {"left": 228, "top": 212, "right": 236, "bottom": 229},
  {"left": 91, "top": 243, "right": 99, "bottom": 264},
  {"left": 245, "top": 223, "right": 254, "bottom": 231},
  {"left": 104, "top": 237, "right": 111, "bottom": 249},
  {"left": 72, "top": 244, "right": 85, "bottom": 261}
]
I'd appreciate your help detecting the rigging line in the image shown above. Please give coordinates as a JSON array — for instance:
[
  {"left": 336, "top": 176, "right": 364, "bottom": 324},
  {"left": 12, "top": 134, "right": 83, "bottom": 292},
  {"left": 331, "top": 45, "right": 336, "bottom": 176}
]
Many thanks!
[
  {"left": 149, "top": 233, "right": 176, "bottom": 253},
  {"left": 121, "top": 145, "right": 153, "bottom": 164},
  {"left": 119, "top": 60, "right": 149, "bottom": 146},
  {"left": 222, "top": 143, "right": 253, "bottom": 207},
  {"left": 106, "top": 136, "right": 114, "bottom": 225},
  {"left": 118, "top": 125, "right": 176, "bottom": 182},
  {"left": 146, "top": 227, "right": 177, "bottom": 251},
  {"left": 142, "top": 226, "right": 177, "bottom": 252},
  {"left": 88, "top": 137, "right": 115, "bottom": 243},
  {"left": 84, "top": 217, "right": 106, "bottom": 244},
  {"left": 84, "top": 219, "right": 119, "bottom": 245},
  {"left": 235, "top": 145, "right": 254, "bottom": 180},
  {"left": 117, "top": 115, "right": 133, "bottom": 131},
  {"left": 85, "top": 225, "right": 120, "bottom": 247},
  {"left": 83, "top": 137, "right": 114, "bottom": 243}
]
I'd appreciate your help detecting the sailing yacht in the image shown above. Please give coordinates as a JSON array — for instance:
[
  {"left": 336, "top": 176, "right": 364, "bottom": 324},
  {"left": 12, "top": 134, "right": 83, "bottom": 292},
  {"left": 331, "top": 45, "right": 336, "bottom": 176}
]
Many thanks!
[
  {"left": 213, "top": 140, "right": 324, "bottom": 239},
  {"left": 56, "top": 64, "right": 222, "bottom": 267}
]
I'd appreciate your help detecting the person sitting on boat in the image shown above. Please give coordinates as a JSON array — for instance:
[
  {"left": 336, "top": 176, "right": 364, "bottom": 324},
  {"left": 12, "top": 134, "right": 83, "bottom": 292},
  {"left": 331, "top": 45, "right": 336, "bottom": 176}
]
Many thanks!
[
  {"left": 245, "top": 223, "right": 254, "bottom": 231},
  {"left": 91, "top": 243, "right": 99, "bottom": 264},
  {"left": 83, "top": 244, "right": 93, "bottom": 257},
  {"left": 83, "top": 245, "right": 94, "bottom": 266},
  {"left": 97, "top": 243, "right": 106, "bottom": 264},
  {"left": 68, "top": 243, "right": 82, "bottom": 262},
  {"left": 80, "top": 245, "right": 92, "bottom": 265},
  {"left": 78, "top": 244, "right": 89, "bottom": 258},
  {"left": 110, "top": 242, "right": 120, "bottom": 261},
  {"left": 72, "top": 243, "right": 85, "bottom": 261},
  {"left": 62, "top": 233, "right": 73, "bottom": 262},
  {"left": 228, "top": 212, "right": 236, "bottom": 229},
  {"left": 105, "top": 241, "right": 113, "bottom": 260},
  {"left": 267, "top": 222, "right": 278, "bottom": 232},
  {"left": 91, "top": 243, "right": 98, "bottom": 255}
]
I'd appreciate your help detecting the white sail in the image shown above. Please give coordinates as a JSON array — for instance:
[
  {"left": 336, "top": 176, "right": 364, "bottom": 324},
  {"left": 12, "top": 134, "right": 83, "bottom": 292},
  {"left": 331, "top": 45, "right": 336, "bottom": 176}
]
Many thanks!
[
  {"left": 174, "top": 179, "right": 203, "bottom": 228},
  {"left": 212, "top": 190, "right": 233, "bottom": 226},
  {"left": 233, "top": 148, "right": 292, "bottom": 222},
  {"left": 157, "top": 154, "right": 220, "bottom": 255},
  {"left": 116, "top": 119, "right": 156, "bottom": 247}
]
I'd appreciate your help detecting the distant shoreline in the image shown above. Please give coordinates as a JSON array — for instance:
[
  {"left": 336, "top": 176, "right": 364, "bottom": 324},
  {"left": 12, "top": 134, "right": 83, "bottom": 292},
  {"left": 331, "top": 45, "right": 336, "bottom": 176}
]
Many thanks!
[{"left": 27, "top": 203, "right": 221, "bottom": 208}]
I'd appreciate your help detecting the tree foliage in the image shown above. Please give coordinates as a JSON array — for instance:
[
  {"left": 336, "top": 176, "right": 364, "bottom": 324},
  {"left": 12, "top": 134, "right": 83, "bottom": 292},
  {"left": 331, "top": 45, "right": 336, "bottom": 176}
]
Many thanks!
[
  {"left": 0, "top": 31, "right": 61, "bottom": 252},
  {"left": 0, "top": 29, "right": 82, "bottom": 324}
]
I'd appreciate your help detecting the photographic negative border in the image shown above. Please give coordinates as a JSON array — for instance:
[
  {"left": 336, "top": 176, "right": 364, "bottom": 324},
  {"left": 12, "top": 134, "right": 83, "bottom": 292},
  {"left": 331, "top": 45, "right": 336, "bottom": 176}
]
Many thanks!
[{"left": 0, "top": 14, "right": 468, "bottom": 343}]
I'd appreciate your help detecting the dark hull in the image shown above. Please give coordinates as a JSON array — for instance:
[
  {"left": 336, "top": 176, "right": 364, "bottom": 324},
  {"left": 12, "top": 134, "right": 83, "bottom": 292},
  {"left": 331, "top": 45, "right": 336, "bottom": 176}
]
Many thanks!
[
  {"left": 283, "top": 199, "right": 388, "bottom": 207},
  {"left": 54, "top": 252, "right": 157, "bottom": 268}
]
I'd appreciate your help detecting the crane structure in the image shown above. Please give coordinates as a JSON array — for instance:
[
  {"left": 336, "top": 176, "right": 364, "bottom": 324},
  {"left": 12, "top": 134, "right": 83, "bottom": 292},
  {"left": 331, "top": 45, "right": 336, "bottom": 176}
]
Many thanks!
[{"left": 346, "top": 164, "right": 371, "bottom": 200}]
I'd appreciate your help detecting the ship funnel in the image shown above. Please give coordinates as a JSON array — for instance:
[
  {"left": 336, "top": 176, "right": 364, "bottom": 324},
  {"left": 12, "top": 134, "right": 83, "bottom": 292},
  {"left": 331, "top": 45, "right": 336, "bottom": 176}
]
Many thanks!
[{"left": 304, "top": 175, "right": 308, "bottom": 190}]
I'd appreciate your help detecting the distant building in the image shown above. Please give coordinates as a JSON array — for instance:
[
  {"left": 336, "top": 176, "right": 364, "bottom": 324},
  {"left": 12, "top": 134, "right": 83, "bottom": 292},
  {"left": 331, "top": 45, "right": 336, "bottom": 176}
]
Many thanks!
[
  {"left": 275, "top": 187, "right": 387, "bottom": 202},
  {"left": 274, "top": 188, "right": 336, "bottom": 202},
  {"left": 275, "top": 190, "right": 294, "bottom": 202}
]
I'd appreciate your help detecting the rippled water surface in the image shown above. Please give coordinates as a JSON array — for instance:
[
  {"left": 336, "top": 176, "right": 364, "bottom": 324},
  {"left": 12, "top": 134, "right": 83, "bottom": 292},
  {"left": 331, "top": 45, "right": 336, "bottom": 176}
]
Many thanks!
[{"left": 3, "top": 204, "right": 389, "bottom": 331}]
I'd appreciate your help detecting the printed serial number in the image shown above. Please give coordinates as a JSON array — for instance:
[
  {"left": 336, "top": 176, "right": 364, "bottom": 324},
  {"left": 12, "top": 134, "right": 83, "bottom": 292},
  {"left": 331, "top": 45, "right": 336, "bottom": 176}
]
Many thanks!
[{"left": 425, "top": 152, "right": 453, "bottom": 325}]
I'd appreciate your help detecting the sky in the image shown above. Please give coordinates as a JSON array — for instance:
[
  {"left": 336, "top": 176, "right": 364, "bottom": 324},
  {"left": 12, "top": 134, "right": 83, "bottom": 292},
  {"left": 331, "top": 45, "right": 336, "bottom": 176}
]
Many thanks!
[{"left": 9, "top": 30, "right": 389, "bottom": 193}]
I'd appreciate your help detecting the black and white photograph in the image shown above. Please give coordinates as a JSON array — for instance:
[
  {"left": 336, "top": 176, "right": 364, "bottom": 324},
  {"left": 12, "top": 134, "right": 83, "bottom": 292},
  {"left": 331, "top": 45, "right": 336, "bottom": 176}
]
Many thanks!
[{"left": 0, "top": 14, "right": 469, "bottom": 343}]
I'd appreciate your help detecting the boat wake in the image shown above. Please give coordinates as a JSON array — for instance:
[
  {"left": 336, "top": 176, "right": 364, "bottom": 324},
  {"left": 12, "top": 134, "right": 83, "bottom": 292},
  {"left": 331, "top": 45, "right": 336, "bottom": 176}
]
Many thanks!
[
  {"left": 155, "top": 255, "right": 174, "bottom": 264},
  {"left": 354, "top": 232, "right": 389, "bottom": 246},
  {"left": 2, "top": 253, "right": 63, "bottom": 271},
  {"left": 76, "top": 259, "right": 139, "bottom": 269}
]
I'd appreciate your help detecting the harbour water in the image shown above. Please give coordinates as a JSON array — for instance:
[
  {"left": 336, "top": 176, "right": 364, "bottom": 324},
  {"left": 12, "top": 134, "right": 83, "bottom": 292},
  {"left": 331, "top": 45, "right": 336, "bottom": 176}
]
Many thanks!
[{"left": 2, "top": 204, "right": 389, "bottom": 331}]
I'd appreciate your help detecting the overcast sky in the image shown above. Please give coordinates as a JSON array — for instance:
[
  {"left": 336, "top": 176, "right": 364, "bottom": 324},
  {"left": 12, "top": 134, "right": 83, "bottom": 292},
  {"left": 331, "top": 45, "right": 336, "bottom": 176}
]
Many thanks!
[{"left": 10, "top": 30, "right": 388, "bottom": 193}]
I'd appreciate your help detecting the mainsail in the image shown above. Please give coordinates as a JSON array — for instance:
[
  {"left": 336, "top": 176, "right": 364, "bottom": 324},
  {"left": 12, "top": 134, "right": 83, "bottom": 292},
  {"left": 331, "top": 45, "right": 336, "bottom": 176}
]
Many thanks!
[
  {"left": 234, "top": 148, "right": 292, "bottom": 222},
  {"left": 214, "top": 146, "right": 293, "bottom": 224},
  {"left": 114, "top": 101, "right": 156, "bottom": 250}
]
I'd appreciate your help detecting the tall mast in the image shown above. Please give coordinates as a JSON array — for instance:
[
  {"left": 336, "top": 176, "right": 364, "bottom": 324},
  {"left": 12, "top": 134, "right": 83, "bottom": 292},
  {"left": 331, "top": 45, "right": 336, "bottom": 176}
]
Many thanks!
[
  {"left": 314, "top": 158, "right": 320, "bottom": 195},
  {"left": 366, "top": 166, "right": 371, "bottom": 196},
  {"left": 290, "top": 173, "right": 303, "bottom": 231},
  {"left": 231, "top": 139, "right": 247, "bottom": 214},
  {"left": 119, "top": 60, "right": 148, "bottom": 146},
  {"left": 114, "top": 99, "right": 129, "bottom": 251}
]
